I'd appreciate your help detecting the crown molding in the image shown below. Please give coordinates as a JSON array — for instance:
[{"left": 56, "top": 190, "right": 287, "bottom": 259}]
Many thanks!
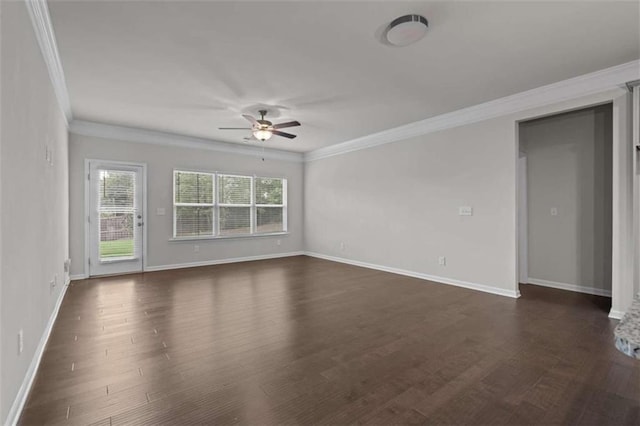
[
  {"left": 305, "top": 60, "right": 640, "bottom": 162},
  {"left": 25, "top": 0, "right": 73, "bottom": 125},
  {"left": 69, "top": 120, "right": 304, "bottom": 163}
]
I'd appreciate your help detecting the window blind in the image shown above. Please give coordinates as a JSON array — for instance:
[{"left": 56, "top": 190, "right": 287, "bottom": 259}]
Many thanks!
[
  {"left": 173, "top": 171, "right": 287, "bottom": 238},
  {"left": 255, "top": 177, "right": 285, "bottom": 233},
  {"left": 174, "top": 171, "right": 214, "bottom": 237},
  {"left": 97, "top": 169, "right": 139, "bottom": 260}
]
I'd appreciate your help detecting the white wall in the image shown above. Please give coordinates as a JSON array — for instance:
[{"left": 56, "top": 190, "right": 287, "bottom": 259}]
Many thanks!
[
  {"left": 305, "top": 89, "right": 633, "bottom": 303},
  {"left": 520, "top": 105, "right": 613, "bottom": 295},
  {"left": 0, "top": 2, "right": 69, "bottom": 423},
  {"left": 68, "top": 134, "right": 304, "bottom": 276},
  {"left": 305, "top": 118, "right": 518, "bottom": 295}
]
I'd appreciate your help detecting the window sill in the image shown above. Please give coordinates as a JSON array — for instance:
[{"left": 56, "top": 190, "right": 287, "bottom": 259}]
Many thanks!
[{"left": 169, "top": 232, "right": 289, "bottom": 242}]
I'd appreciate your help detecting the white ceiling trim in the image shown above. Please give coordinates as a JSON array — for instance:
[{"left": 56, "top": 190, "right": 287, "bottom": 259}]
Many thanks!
[
  {"left": 305, "top": 60, "right": 640, "bottom": 162},
  {"left": 69, "top": 120, "right": 304, "bottom": 163},
  {"left": 25, "top": 0, "right": 73, "bottom": 125}
]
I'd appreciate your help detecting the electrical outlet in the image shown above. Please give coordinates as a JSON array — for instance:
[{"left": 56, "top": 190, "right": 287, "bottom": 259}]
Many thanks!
[
  {"left": 340, "top": 242, "right": 345, "bottom": 251},
  {"left": 194, "top": 245, "right": 199, "bottom": 253},
  {"left": 438, "top": 256, "right": 446, "bottom": 266},
  {"left": 50, "top": 279, "right": 55, "bottom": 293},
  {"left": 18, "top": 329, "right": 24, "bottom": 354},
  {"left": 64, "top": 259, "right": 71, "bottom": 273},
  {"left": 551, "top": 207, "right": 558, "bottom": 216},
  {"left": 276, "top": 239, "right": 281, "bottom": 246}
]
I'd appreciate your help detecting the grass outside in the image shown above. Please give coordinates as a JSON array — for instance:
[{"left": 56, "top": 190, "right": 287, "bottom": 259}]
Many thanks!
[{"left": 100, "top": 239, "right": 134, "bottom": 258}]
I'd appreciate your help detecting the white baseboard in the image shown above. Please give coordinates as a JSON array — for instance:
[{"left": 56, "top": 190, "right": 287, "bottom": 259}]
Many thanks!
[
  {"left": 144, "top": 251, "right": 305, "bottom": 272},
  {"left": 5, "top": 282, "right": 70, "bottom": 426},
  {"left": 304, "top": 252, "right": 520, "bottom": 299},
  {"left": 608, "top": 309, "right": 625, "bottom": 320},
  {"left": 69, "top": 274, "right": 87, "bottom": 281},
  {"left": 527, "top": 278, "right": 612, "bottom": 297}
]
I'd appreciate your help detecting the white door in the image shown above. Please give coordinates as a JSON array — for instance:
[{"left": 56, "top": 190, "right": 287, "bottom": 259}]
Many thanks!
[{"left": 88, "top": 161, "right": 145, "bottom": 276}]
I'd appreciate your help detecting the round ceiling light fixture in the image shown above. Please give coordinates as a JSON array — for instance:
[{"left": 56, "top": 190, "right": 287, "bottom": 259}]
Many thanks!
[
  {"left": 253, "top": 127, "right": 273, "bottom": 141},
  {"left": 385, "top": 14, "right": 428, "bottom": 47}
]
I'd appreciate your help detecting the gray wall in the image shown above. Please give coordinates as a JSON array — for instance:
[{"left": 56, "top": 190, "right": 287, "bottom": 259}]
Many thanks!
[
  {"left": 1, "top": 2, "right": 70, "bottom": 422},
  {"left": 305, "top": 117, "right": 518, "bottom": 294},
  {"left": 304, "top": 90, "right": 631, "bottom": 300},
  {"left": 69, "top": 134, "right": 304, "bottom": 276},
  {"left": 520, "top": 105, "right": 613, "bottom": 294}
]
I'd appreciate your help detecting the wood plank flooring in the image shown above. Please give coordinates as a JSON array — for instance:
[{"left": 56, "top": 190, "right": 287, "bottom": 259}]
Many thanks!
[{"left": 19, "top": 256, "right": 639, "bottom": 425}]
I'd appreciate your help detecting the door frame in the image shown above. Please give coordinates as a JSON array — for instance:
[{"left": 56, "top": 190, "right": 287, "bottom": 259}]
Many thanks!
[
  {"left": 84, "top": 159, "right": 148, "bottom": 276},
  {"left": 517, "top": 155, "right": 528, "bottom": 285},
  {"left": 513, "top": 90, "right": 634, "bottom": 317}
]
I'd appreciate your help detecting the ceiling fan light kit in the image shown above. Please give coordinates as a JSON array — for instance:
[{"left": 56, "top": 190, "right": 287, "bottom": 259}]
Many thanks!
[
  {"left": 385, "top": 14, "right": 429, "bottom": 46},
  {"left": 254, "top": 128, "right": 273, "bottom": 141},
  {"left": 220, "top": 109, "right": 300, "bottom": 142}
]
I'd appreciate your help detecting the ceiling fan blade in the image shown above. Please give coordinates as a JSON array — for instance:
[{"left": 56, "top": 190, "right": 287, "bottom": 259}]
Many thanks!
[
  {"left": 272, "top": 120, "right": 301, "bottom": 129},
  {"left": 219, "top": 127, "right": 252, "bottom": 130},
  {"left": 242, "top": 114, "right": 258, "bottom": 125},
  {"left": 272, "top": 130, "right": 297, "bottom": 139}
]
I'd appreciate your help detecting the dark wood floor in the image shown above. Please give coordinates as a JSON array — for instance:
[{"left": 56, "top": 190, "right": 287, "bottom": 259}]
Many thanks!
[{"left": 19, "top": 256, "right": 638, "bottom": 425}]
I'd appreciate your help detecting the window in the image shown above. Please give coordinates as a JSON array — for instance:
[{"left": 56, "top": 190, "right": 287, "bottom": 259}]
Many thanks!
[
  {"left": 218, "top": 174, "right": 252, "bottom": 236},
  {"left": 173, "top": 171, "right": 287, "bottom": 238},
  {"left": 255, "top": 177, "right": 286, "bottom": 233},
  {"left": 173, "top": 171, "right": 214, "bottom": 237}
]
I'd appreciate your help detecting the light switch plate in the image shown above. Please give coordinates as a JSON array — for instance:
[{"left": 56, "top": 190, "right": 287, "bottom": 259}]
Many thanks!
[
  {"left": 156, "top": 208, "right": 166, "bottom": 216},
  {"left": 459, "top": 206, "right": 473, "bottom": 216},
  {"left": 551, "top": 207, "right": 558, "bottom": 216}
]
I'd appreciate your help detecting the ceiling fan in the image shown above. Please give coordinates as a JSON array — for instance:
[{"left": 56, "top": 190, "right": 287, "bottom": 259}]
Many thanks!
[{"left": 219, "top": 110, "right": 300, "bottom": 141}]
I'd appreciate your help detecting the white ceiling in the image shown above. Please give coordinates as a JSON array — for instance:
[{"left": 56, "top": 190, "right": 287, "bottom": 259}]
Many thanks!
[{"left": 49, "top": 1, "right": 639, "bottom": 153}]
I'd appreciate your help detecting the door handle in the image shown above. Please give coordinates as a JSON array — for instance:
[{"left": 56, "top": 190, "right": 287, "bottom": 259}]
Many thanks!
[
  {"left": 137, "top": 215, "right": 142, "bottom": 219},
  {"left": 137, "top": 222, "right": 144, "bottom": 227}
]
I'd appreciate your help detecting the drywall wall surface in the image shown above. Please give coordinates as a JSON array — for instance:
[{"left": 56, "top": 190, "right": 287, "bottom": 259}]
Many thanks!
[
  {"left": 520, "top": 105, "right": 613, "bottom": 294},
  {"left": 305, "top": 116, "right": 518, "bottom": 293},
  {"left": 304, "top": 89, "right": 630, "bottom": 300},
  {"left": 0, "top": 2, "right": 70, "bottom": 422},
  {"left": 69, "top": 134, "right": 304, "bottom": 276}
]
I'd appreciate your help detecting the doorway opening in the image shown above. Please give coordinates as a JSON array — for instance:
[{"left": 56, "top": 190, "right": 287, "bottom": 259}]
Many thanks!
[{"left": 517, "top": 104, "right": 613, "bottom": 303}]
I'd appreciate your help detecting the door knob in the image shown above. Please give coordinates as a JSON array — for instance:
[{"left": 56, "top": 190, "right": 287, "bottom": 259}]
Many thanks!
[
  {"left": 137, "top": 215, "right": 142, "bottom": 219},
  {"left": 137, "top": 222, "right": 144, "bottom": 227}
]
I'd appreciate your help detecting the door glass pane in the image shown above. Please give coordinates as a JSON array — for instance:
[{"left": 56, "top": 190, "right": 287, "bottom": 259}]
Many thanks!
[
  {"left": 99, "top": 212, "right": 134, "bottom": 258},
  {"left": 98, "top": 170, "right": 136, "bottom": 260}
]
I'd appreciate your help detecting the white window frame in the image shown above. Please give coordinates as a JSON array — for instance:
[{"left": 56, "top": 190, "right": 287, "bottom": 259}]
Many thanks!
[
  {"left": 173, "top": 170, "right": 216, "bottom": 238},
  {"left": 255, "top": 178, "right": 288, "bottom": 234},
  {"left": 217, "top": 173, "right": 254, "bottom": 236},
  {"left": 172, "top": 170, "right": 288, "bottom": 240}
]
